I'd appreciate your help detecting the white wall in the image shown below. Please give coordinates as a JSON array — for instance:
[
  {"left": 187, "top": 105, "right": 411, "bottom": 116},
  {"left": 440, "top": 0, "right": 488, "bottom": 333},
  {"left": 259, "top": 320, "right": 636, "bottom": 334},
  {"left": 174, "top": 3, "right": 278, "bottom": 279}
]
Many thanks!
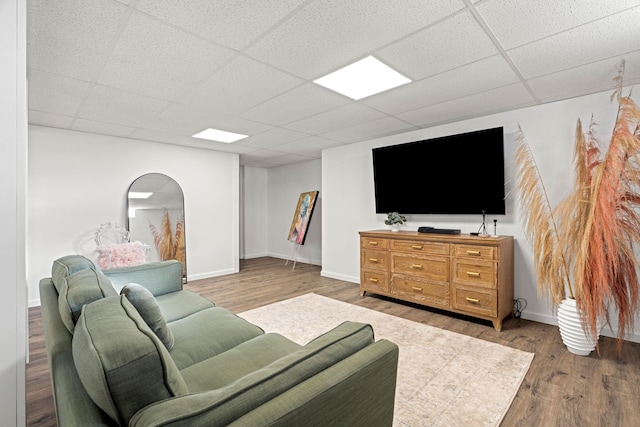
[
  {"left": 267, "top": 160, "right": 322, "bottom": 265},
  {"left": 322, "top": 85, "right": 640, "bottom": 343},
  {"left": 28, "top": 126, "right": 240, "bottom": 306},
  {"left": 241, "top": 166, "right": 269, "bottom": 259},
  {"left": 2, "top": 0, "right": 27, "bottom": 424}
]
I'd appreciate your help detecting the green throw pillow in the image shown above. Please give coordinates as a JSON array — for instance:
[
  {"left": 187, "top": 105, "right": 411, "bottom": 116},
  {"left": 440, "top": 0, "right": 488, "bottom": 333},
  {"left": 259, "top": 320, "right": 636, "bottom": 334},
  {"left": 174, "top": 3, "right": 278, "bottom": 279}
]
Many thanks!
[
  {"left": 51, "top": 255, "right": 98, "bottom": 293},
  {"left": 58, "top": 268, "right": 117, "bottom": 334},
  {"left": 121, "top": 283, "right": 174, "bottom": 350}
]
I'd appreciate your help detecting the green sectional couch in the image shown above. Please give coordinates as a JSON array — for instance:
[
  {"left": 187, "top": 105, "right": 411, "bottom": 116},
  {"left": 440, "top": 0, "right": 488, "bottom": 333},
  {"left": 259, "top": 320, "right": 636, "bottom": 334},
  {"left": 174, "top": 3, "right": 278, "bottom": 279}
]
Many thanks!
[{"left": 40, "top": 255, "right": 399, "bottom": 426}]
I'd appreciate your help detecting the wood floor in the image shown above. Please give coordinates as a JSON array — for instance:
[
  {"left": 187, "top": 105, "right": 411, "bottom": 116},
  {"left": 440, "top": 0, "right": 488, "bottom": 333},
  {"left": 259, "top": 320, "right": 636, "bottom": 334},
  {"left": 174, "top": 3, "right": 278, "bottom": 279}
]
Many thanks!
[{"left": 27, "top": 257, "right": 640, "bottom": 426}]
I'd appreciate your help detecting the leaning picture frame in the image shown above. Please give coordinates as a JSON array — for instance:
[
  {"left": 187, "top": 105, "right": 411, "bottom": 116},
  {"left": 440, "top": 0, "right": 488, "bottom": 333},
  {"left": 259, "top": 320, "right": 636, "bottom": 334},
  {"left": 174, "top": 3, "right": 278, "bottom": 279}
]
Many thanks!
[{"left": 287, "top": 191, "right": 319, "bottom": 245}]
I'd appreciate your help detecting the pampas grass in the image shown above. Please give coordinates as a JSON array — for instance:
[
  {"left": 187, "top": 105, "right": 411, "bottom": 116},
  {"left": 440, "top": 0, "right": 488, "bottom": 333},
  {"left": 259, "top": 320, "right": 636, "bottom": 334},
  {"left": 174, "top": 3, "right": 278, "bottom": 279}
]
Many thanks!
[
  {"left": 149, "top": 210, "right": 186, "bottom": 276},
  {"left": 515, "top": 60, "right": 640, "bottom": 351}
]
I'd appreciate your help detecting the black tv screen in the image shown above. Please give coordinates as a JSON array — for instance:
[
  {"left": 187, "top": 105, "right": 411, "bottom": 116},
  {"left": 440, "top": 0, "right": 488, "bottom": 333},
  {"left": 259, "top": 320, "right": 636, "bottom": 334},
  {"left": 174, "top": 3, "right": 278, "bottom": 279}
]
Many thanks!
[{"left": 372, "top": 127, "right": 505, "bottom": 215}]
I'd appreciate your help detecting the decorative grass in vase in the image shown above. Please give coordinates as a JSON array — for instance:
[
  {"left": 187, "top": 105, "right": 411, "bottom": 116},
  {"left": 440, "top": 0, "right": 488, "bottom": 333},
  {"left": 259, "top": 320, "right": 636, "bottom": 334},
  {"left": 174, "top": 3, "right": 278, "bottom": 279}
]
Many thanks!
[
  {"left": 149, "top": 209, "right": 186, "bottom": 276},
  {"left": 515, "top": 60, "right": 640, "bottom": 352}
]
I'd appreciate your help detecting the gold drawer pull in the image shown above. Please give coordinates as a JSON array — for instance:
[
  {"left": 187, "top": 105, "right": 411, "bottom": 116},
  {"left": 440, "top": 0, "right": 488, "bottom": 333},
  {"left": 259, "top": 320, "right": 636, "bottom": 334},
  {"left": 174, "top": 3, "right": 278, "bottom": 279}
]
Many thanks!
[
  {"left": 411, "top": 245, "right": 423, "bottom": 249},
  {"left": 369, "top": 258, "right": 379, "bottom": 263},
  {"left": 411, "top": 286, "right": 423, "bottom": 292},
  {"left": 369, "top": 278, "right": 379, "bottom": 283},
  {"left": 369, "top": 241, "right": 378, "bottom": 246},
  {"left": 466, "top": 271, "right": 480, "bottom": 277},
  {"left": 411, "top": 264, "right": 423, "bottom": 270},
  {"left": 466, "top": 250, "right": 481, "bottom": 255},
  {"left": 466, "top": 297, "right": 480, "bottom": 304}
]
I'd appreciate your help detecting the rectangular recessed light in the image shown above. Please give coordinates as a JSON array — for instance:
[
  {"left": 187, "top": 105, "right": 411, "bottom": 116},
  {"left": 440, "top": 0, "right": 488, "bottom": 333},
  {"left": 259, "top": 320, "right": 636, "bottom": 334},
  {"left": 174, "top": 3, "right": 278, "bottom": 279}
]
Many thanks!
[
  {"left": 314, "top": 56, "right": 411, "bottom": 100},
  {"left": 128, "top": 192, "right": 153, "bottom": 199},
  {"left": 192, "top": 128, "right": 248, "bottom": 143}
]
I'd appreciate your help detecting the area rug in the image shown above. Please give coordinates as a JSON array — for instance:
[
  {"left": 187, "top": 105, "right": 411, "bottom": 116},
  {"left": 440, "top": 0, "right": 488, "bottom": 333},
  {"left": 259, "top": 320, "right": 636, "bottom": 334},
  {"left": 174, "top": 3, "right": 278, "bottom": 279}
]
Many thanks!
[{"left": 238, "top": 293, "right": 534, "bottom": 427}]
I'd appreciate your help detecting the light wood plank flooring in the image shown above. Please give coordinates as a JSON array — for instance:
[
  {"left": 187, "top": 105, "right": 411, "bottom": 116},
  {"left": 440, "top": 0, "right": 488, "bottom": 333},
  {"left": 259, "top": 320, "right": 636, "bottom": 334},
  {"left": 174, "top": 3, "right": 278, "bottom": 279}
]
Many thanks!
[{"left": 27, "top": 257, "right": 640, "bottom": 426}]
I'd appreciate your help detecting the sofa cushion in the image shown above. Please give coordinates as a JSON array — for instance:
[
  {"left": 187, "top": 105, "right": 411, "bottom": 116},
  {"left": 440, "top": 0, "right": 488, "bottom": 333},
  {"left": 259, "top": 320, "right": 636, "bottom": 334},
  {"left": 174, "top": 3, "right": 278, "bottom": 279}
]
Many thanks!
[
  {"left": 121, "top": 283, "right": 174, "bottom": 350},
  {"left": 180, "top": 333, "right": 302, "bottom": 391},
  {"left": 155, "top": 290, "right": 215, "bottom": 322},
  {"left": 73, "top": 295, "right": 188, "bottom": 425},
  {"left": 51, "top": 255, "right": 98, "bottom": 293},
  {"left": 169, "top": 307, "right": 264, "bottom": 370},
  {"left": 58, "top": 268, "right": 117, "bottom": 334}
]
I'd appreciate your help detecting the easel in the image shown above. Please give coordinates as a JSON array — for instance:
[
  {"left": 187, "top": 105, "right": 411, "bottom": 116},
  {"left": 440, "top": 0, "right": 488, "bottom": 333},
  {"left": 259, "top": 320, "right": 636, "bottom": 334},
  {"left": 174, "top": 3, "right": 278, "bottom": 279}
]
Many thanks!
[{"left": 285, "top": 242, "right": 301, "bottom": 271}]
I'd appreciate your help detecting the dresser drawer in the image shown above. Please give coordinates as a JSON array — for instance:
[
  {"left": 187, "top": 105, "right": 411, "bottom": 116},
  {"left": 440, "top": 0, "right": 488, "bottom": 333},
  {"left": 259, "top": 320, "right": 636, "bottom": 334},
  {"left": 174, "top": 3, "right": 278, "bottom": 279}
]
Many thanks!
[
  {"left": 453, "top": 286, "right": 497, "bottom": 317},
  {"left": 392, "top": 254, "right": 449, "bottom": 282},
  {"left": 361, "top": 249, "right": 388, "bottom": 271},
  {"left": 361, "top": 237, "right": 389, "bottom": 250},
  {"left": 361, "top": 270, "right": 389, "bottom": 293},
  {"left": 392, "top": 274, "right": 449, "bottom": 308},
  {"left": 452, "top": 244, "right": 496, "bottom": 260},
  {"left": 390, "top": 240, "right": 449, "bottom": 255},
  {"left": 452, "top": 258, "right": 496, "bottom": 289}
]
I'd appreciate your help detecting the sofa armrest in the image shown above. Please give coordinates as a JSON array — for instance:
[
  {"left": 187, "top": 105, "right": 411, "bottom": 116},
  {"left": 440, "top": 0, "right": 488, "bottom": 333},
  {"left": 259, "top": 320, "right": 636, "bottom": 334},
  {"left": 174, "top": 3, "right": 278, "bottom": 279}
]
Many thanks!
[
  {"left": 101, "top": 260, "right": 183, "bottom": 296},
  {"left": 39, "top": 278, "right": 116, "bottom": 426},
  {"left": 129, "top": 333, "right": 399, "bottom": 426}
]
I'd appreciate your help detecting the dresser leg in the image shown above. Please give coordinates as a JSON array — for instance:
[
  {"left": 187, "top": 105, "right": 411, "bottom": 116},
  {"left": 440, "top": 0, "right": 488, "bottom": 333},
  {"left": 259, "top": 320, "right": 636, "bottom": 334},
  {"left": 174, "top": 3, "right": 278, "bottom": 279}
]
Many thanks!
[
  {"left": 359, "top": 289, "right": 366, "bottom": 297},
  {"left": 492, "top": 319, "right": 503, "bottom": 332}
]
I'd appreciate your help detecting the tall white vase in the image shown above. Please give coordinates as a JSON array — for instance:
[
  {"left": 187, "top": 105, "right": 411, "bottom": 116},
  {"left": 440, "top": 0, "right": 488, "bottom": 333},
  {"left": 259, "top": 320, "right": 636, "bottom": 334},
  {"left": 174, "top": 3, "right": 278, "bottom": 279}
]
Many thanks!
[{"left": 557, "top": 298, "right": 600, "bottom": 356}]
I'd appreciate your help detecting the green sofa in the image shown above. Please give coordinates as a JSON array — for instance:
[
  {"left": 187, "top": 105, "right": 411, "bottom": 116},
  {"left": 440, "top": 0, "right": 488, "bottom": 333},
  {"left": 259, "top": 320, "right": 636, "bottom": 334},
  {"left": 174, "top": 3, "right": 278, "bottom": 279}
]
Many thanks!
[{"left": 40, "top": 255, "right": 399, "bottom": 426}]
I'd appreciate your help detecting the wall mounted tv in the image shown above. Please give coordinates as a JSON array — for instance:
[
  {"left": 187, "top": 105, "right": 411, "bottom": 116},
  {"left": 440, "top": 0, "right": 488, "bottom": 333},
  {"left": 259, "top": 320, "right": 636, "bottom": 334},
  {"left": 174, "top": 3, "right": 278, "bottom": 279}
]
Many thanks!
[{"left": 372, "top": 126, "right": 506, "bottom": 215}]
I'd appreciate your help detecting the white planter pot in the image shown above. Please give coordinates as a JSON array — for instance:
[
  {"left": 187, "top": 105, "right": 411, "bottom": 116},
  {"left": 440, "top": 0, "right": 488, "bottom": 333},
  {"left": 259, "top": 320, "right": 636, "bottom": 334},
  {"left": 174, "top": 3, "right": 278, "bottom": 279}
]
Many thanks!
[
  {"left": 557, "top": 298, "right": 600, "bottom": 356},
  {"left": 390, "top": 224, "right": 400, "bottom": 232}
]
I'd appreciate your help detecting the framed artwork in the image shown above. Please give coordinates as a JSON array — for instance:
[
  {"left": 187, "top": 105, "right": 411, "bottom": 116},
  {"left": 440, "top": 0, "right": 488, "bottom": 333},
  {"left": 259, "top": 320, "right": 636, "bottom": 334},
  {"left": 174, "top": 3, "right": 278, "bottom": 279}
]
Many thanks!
[{"left": 287, "top": 191, "right": 319, "bottom": 245}]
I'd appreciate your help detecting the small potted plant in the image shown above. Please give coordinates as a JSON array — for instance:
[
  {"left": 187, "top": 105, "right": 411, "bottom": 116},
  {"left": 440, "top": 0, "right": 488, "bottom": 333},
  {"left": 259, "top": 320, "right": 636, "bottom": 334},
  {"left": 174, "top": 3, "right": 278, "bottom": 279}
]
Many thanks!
[{"left": 385, "top": 212, "right": 406, "bottom": 232}]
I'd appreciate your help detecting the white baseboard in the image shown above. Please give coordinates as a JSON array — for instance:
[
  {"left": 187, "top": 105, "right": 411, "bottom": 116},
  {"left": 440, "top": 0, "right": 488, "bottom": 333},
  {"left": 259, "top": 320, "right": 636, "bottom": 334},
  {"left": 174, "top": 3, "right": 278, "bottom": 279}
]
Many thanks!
[
  {"left": 188, "top": 268, "right": 237, "bottom": 281},
  {"left": 29, "top": 298, "right": 41, "bottom": 308},
  {"left": 321, "top": 270, "right": 359, "bottom": 283},
  {"left": 267, "top": 252, "right": 321, "bottom": 266},
  {"left": 241, "top": 252, "right": 268, "bottom": 259}
]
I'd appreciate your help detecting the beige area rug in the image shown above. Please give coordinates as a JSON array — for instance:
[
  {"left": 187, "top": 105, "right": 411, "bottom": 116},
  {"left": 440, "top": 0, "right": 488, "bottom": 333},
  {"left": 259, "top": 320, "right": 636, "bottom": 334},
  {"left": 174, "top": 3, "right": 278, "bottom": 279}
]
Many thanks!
[{"left": 238, "top": 293, "right": 534, "bottom": 427}]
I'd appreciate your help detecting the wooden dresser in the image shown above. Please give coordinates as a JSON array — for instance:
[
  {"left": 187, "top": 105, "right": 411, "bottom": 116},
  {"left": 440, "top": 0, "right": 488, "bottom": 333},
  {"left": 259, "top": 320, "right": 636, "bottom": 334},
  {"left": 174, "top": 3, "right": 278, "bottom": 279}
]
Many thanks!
[{"left": 359, "top": 230, "right": 514, "bottom": 331}]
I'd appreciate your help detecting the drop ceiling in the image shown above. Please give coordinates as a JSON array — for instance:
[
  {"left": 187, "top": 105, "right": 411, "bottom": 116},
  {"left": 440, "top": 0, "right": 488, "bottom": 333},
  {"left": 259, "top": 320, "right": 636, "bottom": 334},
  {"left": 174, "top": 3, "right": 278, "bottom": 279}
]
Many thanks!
[{"left": 27, "top": 0, "right": 640, "bottom": 168}]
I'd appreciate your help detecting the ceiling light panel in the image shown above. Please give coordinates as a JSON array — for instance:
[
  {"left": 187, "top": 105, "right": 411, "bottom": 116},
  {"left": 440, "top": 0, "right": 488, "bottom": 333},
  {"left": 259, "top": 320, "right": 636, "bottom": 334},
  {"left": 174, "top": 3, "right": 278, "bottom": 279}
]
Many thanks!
[
  {"left": 192, "top": 128, "right": 248, "bottom": 143},
  {"left": 314, "top": 56, "right": 411, "bottom": 100}
]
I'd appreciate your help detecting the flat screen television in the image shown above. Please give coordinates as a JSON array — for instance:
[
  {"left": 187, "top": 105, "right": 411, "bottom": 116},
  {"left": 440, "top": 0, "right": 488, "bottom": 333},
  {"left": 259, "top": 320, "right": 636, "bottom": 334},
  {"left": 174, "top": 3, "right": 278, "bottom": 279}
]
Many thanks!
[{"left": 372, "top": 126, "right": 505, "bottom": 215}]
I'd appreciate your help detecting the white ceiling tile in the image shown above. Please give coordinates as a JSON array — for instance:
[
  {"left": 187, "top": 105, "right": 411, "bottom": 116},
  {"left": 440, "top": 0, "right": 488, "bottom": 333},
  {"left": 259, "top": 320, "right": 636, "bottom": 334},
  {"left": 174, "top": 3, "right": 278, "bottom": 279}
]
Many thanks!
[
  {"left": 167, "top": 136, "right": 248, "bottom": 153},
  {"left": 77, "top": 85, "right": 172, "bottom": 128},
  {"left": 28, "top": 111, "right": 74, "bottom": 128},
  {"left": 71, "top": 118, "right": 136, "bottom": 138},
  {"left": 477, "top": 0, "right": 640, "bottom": 50},
  {"left": 273, "top": 136, "right": 343, "bottom": 156},
  {"left": 528, "top": 53, "right": 640, "bottom": 102},
  {"left": 135, "top": 0, "right": 306, "bottom": 50},
  {"left": 242, "top": 152, "right": 314, "bottom": 168},
  {"left": 128, "top": 128, "right": 185, "bottom": 144},
  {"left": 27, "top": 0, "right": 128, "bottom": 80},
  {"left": 97, "top": 12, "right": 235, "bottom": 101},
  {"left": 397, "top": 83, "right": 535, "bottom": 127},
  {"left": 173, "top": 139, "right": 255, "bottom": 154},
  {"left": 240, "top": 83, "right": 352, "bottom": 126},
  {"left": 235, "top": 128, "right": 309, "bottom": 149},
  {"left": 363, "top": 55, "right": 520, "bottom": 115},
  {"left": 178, "top": 55, "right": 304, "bottom": 115},
  {"left": 27, "top": 71, "right": 91, "bottom": 116},
  {"left": 144, "top": 103, "right": 272, "bottom": 136},
  {"left": 377, "top": 10, "right": 498, "bottom": 80},
  {"left": 321, "top": 116, "right": 417, "bottom": 143},
  {"left": 508, "top": 7, "right": 640, "bottom": 79},
  {"left": 285, "top": 103, "right": 387, "bottom": 135},
  {"left": 245, "top": 0, "right": 466, "bottom": 79}
]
